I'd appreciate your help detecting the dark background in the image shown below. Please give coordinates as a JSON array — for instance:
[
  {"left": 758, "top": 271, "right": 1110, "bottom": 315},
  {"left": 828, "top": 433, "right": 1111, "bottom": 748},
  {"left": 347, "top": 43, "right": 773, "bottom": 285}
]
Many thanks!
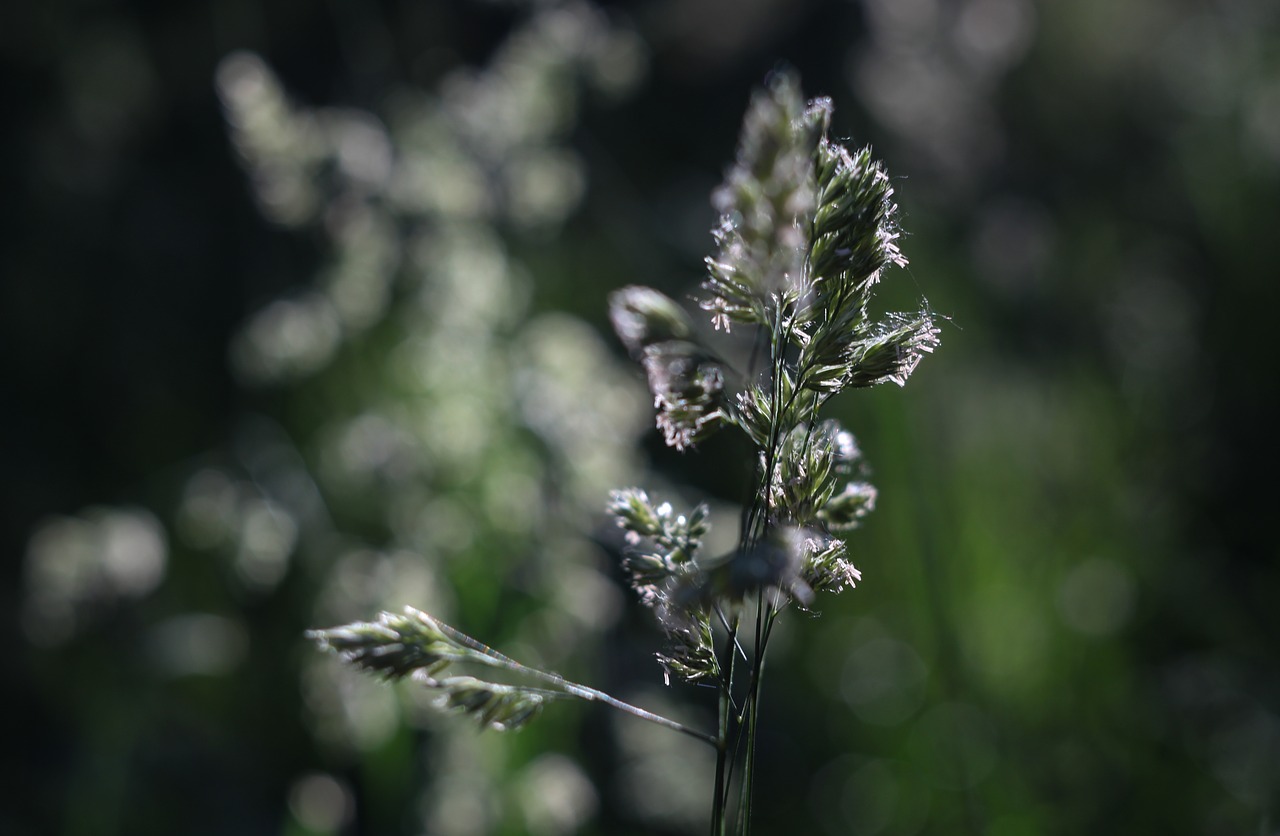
[{"left": 3, "top": 0, "right": 1279, "bottom": 834}]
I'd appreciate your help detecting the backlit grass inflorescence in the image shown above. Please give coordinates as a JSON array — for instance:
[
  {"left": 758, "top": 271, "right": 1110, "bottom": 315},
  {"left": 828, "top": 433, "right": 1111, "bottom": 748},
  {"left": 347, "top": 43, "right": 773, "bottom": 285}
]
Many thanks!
[{"left": 310, "top": 70, "right": 937, "bottom": 835}]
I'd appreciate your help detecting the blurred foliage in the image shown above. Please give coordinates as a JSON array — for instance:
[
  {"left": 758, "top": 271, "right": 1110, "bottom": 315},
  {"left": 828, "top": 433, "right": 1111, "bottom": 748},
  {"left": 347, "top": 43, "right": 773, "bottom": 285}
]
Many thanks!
[{"left": 3, "top": 0, "right": 1279, "bottom": 835}]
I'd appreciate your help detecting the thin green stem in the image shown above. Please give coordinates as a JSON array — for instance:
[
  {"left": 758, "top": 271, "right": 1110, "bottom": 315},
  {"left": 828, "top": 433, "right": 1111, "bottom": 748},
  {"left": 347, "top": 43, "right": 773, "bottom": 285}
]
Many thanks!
[
  {"left": 448, "top": 634, "right": 719, "bottom": 747},
  {"left": 712, "top": 617, "right": 739, "bottom": 836},
  {"left": 736, "top": 591, "right": 764, "bottom": 834},
  {"left": 513, "top": 662, "right": 720, "bottom": 747},
  {"left": 714, "top": 603, "right": 749, "bottom": 665},
  {"left": 736, "top": 596, "right": 785, "bottom": 836},
  {"left": 743, "top": 298, "right": 789, "bottom": 550},
  {"left": 728, "top": 293, "right": 807, "bottom": 833}
]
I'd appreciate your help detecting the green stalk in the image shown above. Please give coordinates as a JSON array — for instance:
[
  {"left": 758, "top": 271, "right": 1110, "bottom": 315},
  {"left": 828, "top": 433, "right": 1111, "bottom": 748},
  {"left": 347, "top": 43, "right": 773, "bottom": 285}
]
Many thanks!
[
  {"left": 711, "top": 618, "right": 739, "bottom": 836},
  {"left": 430, "top": 622, "right": 721, "bottom": 747},
  {"left": 737, "top": 591, "right": 766, "bottom": 835},
  {"left": 501, "top": 657, "right": 720, "bottom": 748},
  {"left": 731, "top": 294, "right": 799, "bottom": 832}
]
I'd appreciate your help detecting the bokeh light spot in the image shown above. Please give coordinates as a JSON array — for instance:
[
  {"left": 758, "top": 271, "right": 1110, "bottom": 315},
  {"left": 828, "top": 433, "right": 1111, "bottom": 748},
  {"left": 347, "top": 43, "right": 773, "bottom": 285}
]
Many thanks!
[
  {"left": 841, "top": 637, "right": 930, "bottom": 726},
  {"left": 1055, "top": 557, "right": 1136, "bottom": 637},
  {"left": 288, "top": 772, "right": 354, "bottom": 833}
]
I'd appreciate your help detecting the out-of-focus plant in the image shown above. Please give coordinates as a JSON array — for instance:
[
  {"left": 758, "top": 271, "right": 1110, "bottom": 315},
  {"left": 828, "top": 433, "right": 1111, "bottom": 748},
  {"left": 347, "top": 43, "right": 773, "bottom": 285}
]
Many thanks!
[
  {"left": 216, "top": 6, "right": 649, "bottom": 832},
  {"left": 313, "top": 71, "right": 937, "bottom": 834},
  {"left": 22, "top": 3, "right": 649, "bottom": 834}
]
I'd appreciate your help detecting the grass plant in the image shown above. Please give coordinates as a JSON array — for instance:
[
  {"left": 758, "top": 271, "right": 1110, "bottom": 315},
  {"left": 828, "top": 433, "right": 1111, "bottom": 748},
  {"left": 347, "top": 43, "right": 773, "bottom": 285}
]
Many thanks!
[{"left": 310, "top": 70, "right": 938, "bottom": 834}]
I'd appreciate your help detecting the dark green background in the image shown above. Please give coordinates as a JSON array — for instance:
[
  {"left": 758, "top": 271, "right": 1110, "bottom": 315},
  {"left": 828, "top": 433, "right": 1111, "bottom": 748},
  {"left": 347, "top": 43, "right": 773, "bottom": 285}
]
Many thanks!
[{"left": 3, "top": 1, "right": 1278, "bottom": 834}]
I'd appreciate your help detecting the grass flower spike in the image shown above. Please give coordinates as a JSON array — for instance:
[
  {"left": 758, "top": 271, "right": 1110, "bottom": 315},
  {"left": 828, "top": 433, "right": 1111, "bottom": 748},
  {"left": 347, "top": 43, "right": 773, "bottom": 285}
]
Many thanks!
[
  {"left": 310, "top": 70, "right": 937, "bottom": 835},
  {"left": 607, "top": 69, "right": 937, "bottom": 833}
]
